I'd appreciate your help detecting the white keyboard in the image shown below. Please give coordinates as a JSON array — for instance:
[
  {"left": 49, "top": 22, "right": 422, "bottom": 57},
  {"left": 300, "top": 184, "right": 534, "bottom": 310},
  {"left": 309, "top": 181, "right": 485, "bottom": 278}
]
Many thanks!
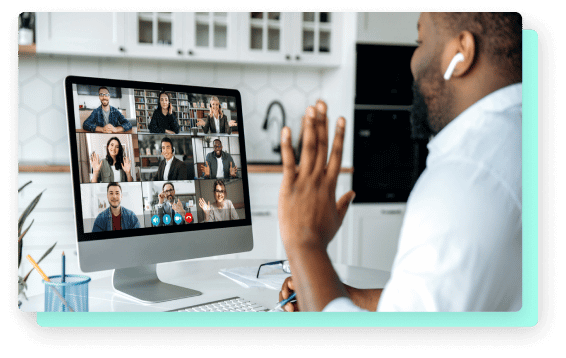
[{"left": 169, "top": 297, "right": 270, "bottom": 312}]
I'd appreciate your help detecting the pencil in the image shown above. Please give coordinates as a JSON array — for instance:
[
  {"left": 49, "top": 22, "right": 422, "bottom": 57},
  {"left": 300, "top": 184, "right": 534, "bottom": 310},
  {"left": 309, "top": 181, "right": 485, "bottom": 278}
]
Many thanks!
[{"left": 26, "top": 255, "right": 75, "bottom": 312}]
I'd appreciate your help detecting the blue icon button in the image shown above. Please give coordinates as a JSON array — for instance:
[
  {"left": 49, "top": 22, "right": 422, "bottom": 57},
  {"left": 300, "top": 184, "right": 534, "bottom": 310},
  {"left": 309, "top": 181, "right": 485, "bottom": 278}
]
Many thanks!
[
  {"left": 163, "top": 214, "right": 171, "bottom": 225},
  {"left": 174, "top": 213, "right": 183, "bottom": 224},
  {"left": 151, "top": 215, "right": 160, "bottom": 226}
]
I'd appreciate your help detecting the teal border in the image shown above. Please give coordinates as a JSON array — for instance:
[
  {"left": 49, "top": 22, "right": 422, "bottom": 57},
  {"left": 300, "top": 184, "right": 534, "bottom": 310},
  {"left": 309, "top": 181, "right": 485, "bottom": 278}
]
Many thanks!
[{"left": 36, "top": 30, "right": 538, "bottom": 328}]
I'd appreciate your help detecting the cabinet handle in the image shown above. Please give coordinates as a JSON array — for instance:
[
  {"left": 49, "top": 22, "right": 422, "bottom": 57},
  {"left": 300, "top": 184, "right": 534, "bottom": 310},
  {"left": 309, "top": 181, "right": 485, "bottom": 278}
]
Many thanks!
[
  {"left": 188, "top": 50, "right": 194, "bottom": 56},
  {"left": 286, "top": 55, "right": 291, "bottom": 60},
  {"left": 178, "top": 50, "right": 183, "bottom": 55},
  {"left": 295, "top": 55, "right": 301, "bottom": 61},
  {"left": 119, "top": 47, "right": 125, "bottom": 52},
  {"left": 381, "top": 209, "right": 402, "bottom": 215},
  {"left": 251, "top": 211, "right": 272, "bottom": 217}
]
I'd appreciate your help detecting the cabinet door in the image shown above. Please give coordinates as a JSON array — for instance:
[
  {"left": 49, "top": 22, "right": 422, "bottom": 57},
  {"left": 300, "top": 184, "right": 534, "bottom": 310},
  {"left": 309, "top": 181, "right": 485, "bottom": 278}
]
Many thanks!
[
  {"left": 290, "top": 12, "right": 342, "bottom": 67},
  {"left": 124, "top": 12, "right": 184, "bottom": 59},
  {"left": 36, "top": 12, "right": 125, "bottom": 56},
  {"left": 239, "top": 12, "right": 293, "bottom": 64},
  {"left": 182, "top": 12, "right": 239, "bottom": 61},
  {"left": 350, "top": 204, "right": 406, "bottom": 272}
]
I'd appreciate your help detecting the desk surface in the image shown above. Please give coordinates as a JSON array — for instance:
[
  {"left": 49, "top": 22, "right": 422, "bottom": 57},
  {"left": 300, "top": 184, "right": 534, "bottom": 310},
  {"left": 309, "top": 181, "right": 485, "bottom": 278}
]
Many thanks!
[{"left": 21, "top": 259, "right": 390, "bottom": 312}]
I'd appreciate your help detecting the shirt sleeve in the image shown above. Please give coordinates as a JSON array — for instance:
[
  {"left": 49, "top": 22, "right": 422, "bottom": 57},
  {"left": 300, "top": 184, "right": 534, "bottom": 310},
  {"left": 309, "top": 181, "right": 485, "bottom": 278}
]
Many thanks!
[
  {"left": 82, "top": 109, "right": 98, "bottom": 132},
  {"left": 115, "top": 109, "right": 132, "bottom": 132}
]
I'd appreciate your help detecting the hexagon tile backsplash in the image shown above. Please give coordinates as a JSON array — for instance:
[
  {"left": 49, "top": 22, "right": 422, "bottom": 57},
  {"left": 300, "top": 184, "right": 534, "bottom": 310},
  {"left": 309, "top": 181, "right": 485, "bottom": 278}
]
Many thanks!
[{"left": 18, "top": 56, "right": 324, "bottom": 166}]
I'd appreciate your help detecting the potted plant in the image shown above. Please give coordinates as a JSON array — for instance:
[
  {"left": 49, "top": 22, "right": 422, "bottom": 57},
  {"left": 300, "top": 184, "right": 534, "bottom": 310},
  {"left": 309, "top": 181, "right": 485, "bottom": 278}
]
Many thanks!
[{"left": 18, "top": 181, "right": 56, "bottom": 308}]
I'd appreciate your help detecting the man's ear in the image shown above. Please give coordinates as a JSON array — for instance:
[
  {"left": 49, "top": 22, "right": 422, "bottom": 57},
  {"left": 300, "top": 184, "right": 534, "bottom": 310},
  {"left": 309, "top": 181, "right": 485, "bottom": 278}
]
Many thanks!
[{"left": 442, "top": 30, "right": 475, "bottom": 79}]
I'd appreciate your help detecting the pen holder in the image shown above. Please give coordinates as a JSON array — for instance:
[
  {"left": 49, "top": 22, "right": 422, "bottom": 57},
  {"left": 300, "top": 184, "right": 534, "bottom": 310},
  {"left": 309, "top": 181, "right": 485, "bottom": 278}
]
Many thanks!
[{"left": 44, "top": 275, "right": 91, "bottom": 312}]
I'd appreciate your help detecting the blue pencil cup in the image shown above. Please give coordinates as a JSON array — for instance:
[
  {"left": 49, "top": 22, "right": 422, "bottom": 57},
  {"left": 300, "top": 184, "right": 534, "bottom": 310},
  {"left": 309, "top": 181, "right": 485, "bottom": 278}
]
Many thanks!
[{"left": 44, "top": 275, "right": 91, "bottom": 312}]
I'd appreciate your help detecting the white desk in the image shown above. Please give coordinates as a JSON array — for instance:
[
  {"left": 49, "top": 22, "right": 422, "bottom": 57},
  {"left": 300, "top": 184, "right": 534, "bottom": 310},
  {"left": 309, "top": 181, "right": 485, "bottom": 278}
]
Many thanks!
[{"left": 20, "top": 259, "right": 390, "bottom": 312}]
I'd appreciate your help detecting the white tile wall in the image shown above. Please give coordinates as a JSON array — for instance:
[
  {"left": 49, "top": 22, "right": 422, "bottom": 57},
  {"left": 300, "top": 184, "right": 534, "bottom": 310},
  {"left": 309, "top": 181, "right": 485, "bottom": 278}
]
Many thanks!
[{"left": 18, "top": 55, "right": 326, "bottom": 165}]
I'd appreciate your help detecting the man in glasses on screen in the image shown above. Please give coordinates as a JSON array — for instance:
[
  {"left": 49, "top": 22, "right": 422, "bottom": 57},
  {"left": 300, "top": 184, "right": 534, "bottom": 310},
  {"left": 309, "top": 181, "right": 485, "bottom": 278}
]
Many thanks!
[
  {"left": 154, "top": 182, "right": 190, "bottom": 226},
  {"left": 82, "top": 86, "right": 133, "bottom": 133}
]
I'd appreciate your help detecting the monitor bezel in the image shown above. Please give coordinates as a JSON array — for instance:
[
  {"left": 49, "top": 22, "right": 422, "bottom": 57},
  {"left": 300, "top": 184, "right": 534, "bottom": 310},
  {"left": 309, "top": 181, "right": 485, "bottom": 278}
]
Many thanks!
[{"left": 64, "top": 75, "right": 253, "bottom": 243}]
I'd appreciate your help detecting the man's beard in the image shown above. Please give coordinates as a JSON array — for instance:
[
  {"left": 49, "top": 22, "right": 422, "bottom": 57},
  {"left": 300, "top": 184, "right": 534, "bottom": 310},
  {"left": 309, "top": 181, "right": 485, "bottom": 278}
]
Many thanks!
[
  {"left": 409, "top": 81, "right": 433, "bottom": 140},
  {"left": 409, "top": 62, "right": 453, "bottom": 138}
]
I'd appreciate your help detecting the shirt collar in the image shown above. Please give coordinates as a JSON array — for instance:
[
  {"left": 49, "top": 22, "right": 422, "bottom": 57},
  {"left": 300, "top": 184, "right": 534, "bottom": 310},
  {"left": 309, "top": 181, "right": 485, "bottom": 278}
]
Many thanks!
[{"left": 427, "top": 83, "right": 522, "bottom": 157}]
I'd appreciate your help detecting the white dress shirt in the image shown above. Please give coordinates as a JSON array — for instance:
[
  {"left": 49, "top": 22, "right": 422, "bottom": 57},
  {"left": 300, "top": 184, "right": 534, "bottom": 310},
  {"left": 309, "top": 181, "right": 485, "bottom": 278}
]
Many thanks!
[
  {"left": 214, "top": 115, "right": 220, "bottom": 133},
  {"left": 216, "top": 156, "right": 224, "bottom": 178},
  {"left": 324, "top": 83, "right": 522, "bottom": 312},
  {"left": 163, "top": 156, "right": 174, "bottom": 180}
]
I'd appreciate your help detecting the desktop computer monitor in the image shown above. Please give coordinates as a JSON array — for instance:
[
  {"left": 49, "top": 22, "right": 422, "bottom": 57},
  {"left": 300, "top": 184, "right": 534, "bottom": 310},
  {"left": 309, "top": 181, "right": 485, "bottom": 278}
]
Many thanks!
[{"left": 64, "top": 76, "right": 254, "bottom": 303}]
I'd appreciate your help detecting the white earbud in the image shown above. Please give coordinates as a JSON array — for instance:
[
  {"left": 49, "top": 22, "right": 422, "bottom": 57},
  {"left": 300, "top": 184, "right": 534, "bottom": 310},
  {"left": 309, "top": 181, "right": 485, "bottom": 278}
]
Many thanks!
[{"left": 443, "top": 53, "right": 465, "bottom": 80}]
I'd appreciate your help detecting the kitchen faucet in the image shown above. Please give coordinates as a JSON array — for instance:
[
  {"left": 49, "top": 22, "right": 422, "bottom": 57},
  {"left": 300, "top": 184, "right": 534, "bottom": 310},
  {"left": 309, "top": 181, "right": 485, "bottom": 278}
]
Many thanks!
[{"left": 262, "top": 100, "right": 286, "bottom": 154}]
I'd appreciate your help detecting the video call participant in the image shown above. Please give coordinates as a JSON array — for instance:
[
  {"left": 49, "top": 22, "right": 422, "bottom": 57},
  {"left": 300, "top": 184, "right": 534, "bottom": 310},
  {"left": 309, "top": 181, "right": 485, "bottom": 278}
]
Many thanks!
[
  {"left": 149, "top": 91, "right": 180, "bottom": 134},
  {"left": 202, "top": 139, "right": 238, "bottom": 179},
  {"left": 198, "top": 180, "right": 239, "bottom": 222},
  {"left": 92, "top": 182, "right": 141, "bottom": 232},
  {"left": 154, "top": 182, "right": 189, "bottom": 226},
  {"left": 152, "top": 137, "right": 189, "bottom": 181},
  {"left": 82, "top": 87, "right": 133, "bottom": 133},
  {"left": 196, "top": 96, "right": 237, "bottom": 134},
  {"left": 90, "top": 136, "right": 133, "bottom": 183}
]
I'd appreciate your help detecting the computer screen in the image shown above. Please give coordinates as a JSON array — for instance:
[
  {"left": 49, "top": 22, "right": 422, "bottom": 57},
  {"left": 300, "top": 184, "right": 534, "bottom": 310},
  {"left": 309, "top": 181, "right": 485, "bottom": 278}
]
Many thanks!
[{"left": 65, "top": 76, "right": 254, "bottom": 302}]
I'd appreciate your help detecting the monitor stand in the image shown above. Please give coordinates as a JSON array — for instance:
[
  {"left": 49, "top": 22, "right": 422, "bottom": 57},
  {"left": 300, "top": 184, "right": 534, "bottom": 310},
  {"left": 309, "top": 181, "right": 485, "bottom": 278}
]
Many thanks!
[{"left": 112, "top": 264, "right": 201, "bottom": 303}]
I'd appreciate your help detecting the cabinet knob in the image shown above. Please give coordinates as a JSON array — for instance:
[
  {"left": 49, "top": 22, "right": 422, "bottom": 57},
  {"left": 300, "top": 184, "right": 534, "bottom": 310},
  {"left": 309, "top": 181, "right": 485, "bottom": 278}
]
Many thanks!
[
  {"left": 119, "top": 47, "right": 125, "bottom": 52},
  {"left": 286, "top": 55, "right": 291, "bottom": 60},
  {"left": 295, "top": 55, "right": 301, "bottom": 61},
  {"left": 178, "top": 50, "right": 183, "bottom": 55},
  {"left": 188, "top": 50, "right": 194, "bottom": 56}
]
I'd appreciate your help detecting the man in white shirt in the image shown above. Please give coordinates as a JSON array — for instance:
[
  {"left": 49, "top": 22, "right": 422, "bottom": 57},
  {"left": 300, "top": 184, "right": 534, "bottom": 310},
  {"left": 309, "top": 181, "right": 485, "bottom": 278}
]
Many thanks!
[
  {"left": 277, "top": 12, "right": 522, "bottom": 312},
  {"left": 152, "top": 137, "right": 189, "bottom": 181}
]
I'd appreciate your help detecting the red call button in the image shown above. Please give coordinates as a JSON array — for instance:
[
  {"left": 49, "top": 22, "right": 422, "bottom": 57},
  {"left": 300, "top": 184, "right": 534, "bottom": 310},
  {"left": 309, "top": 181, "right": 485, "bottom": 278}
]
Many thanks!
[{"left": 185, "top": 213, "right": 193, "bottom": 223}]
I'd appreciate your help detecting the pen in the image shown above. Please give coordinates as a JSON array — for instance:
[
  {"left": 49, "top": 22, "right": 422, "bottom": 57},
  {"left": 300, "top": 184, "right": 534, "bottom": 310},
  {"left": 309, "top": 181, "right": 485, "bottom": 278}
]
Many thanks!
[
  {"left": 62, "top": 251, "right": 66, "bottom": 283},
  {"left": 270, "top": 292, "right": 297, "bottom": 312},
  {"left": 27, "top": 255, "right": 75, "bottom": 312}
]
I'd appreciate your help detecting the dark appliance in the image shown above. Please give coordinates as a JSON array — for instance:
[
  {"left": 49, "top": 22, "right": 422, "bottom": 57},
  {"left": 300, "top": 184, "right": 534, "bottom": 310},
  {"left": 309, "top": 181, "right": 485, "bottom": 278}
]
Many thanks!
[{"left": 353, "top": 44, "right": 428, "bottom": 203}]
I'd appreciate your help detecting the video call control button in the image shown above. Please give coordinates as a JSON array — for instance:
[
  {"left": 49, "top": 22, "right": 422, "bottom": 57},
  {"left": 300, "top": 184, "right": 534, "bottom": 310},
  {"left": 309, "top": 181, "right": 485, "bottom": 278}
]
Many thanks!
[
  {"left": 151, "top": 215, "right": 160, "bottom": 226},
  {"left": 185, "top": 213, "right": 193, "bottom": 223},
  {"left": 163, "top": 214, "right": 171, "bottom": 225},
  {"left": 174, "top": 213, "right": 183, "bottom": 225}
]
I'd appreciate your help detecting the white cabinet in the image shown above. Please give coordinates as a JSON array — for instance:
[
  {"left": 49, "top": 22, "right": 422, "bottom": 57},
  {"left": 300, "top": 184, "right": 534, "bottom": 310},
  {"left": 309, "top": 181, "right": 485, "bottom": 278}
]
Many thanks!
[
  {"left": 183, "top": 12, "right": 239, "bottom": 61},
  {"left": 356, "top": 12, "right": 420, "bottom": 45},
  {"left": 35, "top": 12, "right": 343, "bottom": 67},
  {"left": 36, "top": 12, "right": 126, "bottom": 57},
  {"left": 240, "top": 12, "right": 342, "bottom": 66},
  {"left": 290, "top": 12, "right": 342, "bottom": 66},
  {"left": 349, "top": 203, "right": 406, "bottom": 272},
  {"left": 124, "top": 12, "right": 184, "bottom": 59}
]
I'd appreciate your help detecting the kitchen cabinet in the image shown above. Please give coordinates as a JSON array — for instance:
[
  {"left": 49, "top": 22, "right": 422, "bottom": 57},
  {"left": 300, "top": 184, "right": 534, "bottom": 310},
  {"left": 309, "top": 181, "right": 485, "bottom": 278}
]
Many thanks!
[
  {"left": 240, "top": 12, "right": 342, "bottom": 66},
  {"left": 124, "top": 12, "right": 239, "bottom": 61},
  {"left": 35, "top": 12, "right": 343, "bottom": 67},
  {"left": 124, "top": 12, "right": 184, "bottom": 59},
  {"left": 35, "top": 12, "right": 126, "bottom": 57},
  {"left": 349, "top": 203, "right": 406, "bottom": 272},
  {"left": 182, "top": 12, "right": 239, "bottom": 61}
]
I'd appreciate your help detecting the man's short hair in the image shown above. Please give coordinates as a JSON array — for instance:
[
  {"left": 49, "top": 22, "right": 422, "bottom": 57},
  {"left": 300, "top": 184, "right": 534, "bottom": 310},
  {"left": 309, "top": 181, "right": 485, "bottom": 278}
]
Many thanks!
[
  {"left": 107, "top": 182, "right": 121, "bottom": 192},
  {"left": 213, "top": 138, "right": 222, "bottom": 145},
  {"left": 98, "top": 86, "right": 109, "bottom": 94},
  {"left": 162, "top": 182, "right": 174, "bottom": 191},
  {"left": 433, "top": 12, "right": 522, "bottom": 80},
  {"left": 161, "top": 137, "right": 174, "bottom": 152}
]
